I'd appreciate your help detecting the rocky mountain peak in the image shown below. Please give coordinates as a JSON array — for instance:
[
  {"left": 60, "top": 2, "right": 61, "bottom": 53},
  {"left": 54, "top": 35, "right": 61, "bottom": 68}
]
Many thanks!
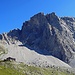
[
  {"left": 20, "top": 12, "right": 75, "bottom": 64},
  {"left": 7, "top": 28, "right": 21, "bottom": 40},
  {"left": 46, "top": 12, "right": 57, "bottom": 18},
  {"left": 61, "top": 17, "right": 75, "bottom": 22},
  {"left": 45, "top": 12, "right": 62, "bottom": 30},
  {"left": 1, "top": 12, "right": 75, "bottom": 67}
]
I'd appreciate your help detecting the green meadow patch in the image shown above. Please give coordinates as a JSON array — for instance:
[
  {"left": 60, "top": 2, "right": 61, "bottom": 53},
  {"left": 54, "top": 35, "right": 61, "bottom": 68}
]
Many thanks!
[{"left": 0, "top": 61, "right": 74, "bottom": 75}]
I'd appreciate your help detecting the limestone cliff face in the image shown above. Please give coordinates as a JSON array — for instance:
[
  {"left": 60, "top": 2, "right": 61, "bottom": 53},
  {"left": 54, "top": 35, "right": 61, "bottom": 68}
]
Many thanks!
[
  {"left": 20, "top": 12, "right": 75, "bottom": 63},
  {"left": 1, "top": 12, "right": 75, "bottom": 64}
]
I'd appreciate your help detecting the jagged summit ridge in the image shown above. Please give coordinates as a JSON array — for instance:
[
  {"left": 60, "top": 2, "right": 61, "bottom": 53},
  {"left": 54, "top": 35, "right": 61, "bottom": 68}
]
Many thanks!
[
  {"left": 0, "top": 12, "right": 75, "bottom": 67},
  {"left": 20, "top": 12, "right": 75, "bottom": 63}
]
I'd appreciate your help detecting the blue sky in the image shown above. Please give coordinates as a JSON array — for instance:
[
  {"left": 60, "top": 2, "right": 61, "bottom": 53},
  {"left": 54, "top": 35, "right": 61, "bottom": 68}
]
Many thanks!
[{"left": 0, "top": 0, "right": 75, "bottom": 33}]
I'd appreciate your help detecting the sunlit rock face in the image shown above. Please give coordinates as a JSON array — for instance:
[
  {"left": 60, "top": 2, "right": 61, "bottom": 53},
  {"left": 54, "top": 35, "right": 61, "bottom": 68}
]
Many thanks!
[
  {"left": 20, "top": 12, "right": 75, "bottom": 63},
  {"left": 1, "top": 12, "right": 75, "bottom": 67}
]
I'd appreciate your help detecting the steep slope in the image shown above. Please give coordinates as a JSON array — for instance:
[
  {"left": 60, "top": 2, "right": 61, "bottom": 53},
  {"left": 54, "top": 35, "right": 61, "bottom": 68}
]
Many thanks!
[
  {"left": 20, "top": 12, "right": 75, "bottom": 64},
  {"left": 0, "top": 43, "right": 70, "bottom": 68},
  {"left": 0, "top": 12, "right": 75, "bottom": 67}
]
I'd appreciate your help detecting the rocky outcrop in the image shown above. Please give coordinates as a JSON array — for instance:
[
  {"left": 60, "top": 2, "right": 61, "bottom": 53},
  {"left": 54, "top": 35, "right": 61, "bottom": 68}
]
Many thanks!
[
  {"left": 7, "top": 29, "right": 21, "bottom": 40},
  {"left": 0, "top": 34, "right": 2, "bottom": 40},
  {"left": 1, "top": 12, "right": 75, "bottom": 64},
  {"left": 45, "top": 12, "right": 62, "bottom": 30},
  {"left": 20, "top": 12, "right": 75, "bottom": 63}
]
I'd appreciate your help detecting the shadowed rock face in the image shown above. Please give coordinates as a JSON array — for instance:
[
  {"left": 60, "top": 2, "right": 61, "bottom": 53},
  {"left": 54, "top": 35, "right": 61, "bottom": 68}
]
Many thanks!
[
  {"left": 1, "top": 12, "right": 75, "bottom": 64},
  {"left": 20, "top": 12, "right": 75, "bottom": 63},
  {"left": 7, "top": 29, "right": 21, "bottom": 40},
  {"left": 0, "top": 34, "right": 2, "bottom": 40}
]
